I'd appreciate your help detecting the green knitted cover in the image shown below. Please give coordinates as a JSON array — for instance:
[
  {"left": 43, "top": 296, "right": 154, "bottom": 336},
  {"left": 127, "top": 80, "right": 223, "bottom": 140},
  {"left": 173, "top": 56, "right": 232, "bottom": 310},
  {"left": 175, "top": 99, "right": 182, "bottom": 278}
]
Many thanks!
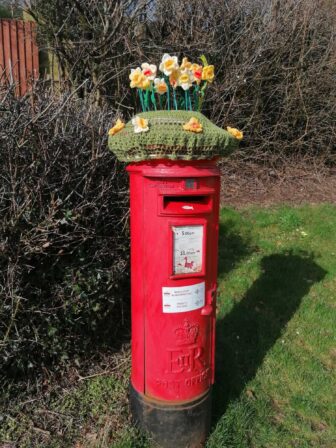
[{"left": 108, "top": 110, "right": 238, "bottom": 162}]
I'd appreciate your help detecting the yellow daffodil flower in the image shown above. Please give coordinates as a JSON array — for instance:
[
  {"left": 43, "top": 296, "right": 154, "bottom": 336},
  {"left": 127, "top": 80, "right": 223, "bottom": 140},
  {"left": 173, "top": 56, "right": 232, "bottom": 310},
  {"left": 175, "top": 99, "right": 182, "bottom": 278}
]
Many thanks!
[
  {"left": 169, "top": 70, "right": 180, "bottom": 88},
  {"left": 159, "top": 53, "right": 179, "bottom": 76},
  {"left": 178, "top": 69, "right": 194, "bottom": 91},
  {"left": 181, "top": 57, "right": 192, "bottom": 70},
  {"left": 141, "top": 77, "right": 151, "bottom": 90},
  {"left": 108, "top": 119, "right": 125, "bottom": 136},
  {"left": 183, "top": 117, "right": 203, "bottom": 133},
  {"left": 132, "top": 116, "right": 149, "bottom": 133},
  {"left": 154, "top": 78, "right": 168, "bottom": 95},
  {"left": 129, "top": 67, "right": 145, "bottom": 88},
  {"left": 227, "top": 126, "right": 243, "bottom": 140},
  {"left": 190, "top": 63, "right": 203, "bottom": 84},
  {"left": 141, "top": 62, "right": 157, "bottom": 80},
  {"left": 202, "top": 65, "right": 215, "bottom": 82}
]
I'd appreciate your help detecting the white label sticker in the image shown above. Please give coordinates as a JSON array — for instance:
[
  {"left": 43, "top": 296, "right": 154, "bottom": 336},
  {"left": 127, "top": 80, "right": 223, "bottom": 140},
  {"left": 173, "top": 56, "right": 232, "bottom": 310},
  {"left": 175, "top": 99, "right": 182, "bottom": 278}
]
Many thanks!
[
  {"left": 162, "top": 282, "right": 205, "bottom": 313},
  {"left": 172, "top": 225, "right": 203, "bottom": 275}
]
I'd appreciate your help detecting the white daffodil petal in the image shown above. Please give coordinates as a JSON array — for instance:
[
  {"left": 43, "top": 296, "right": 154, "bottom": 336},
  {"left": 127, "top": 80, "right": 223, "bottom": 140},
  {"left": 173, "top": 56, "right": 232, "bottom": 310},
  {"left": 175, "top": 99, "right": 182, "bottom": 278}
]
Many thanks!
[
  {"left": 134, "top": 126, "right": 149, "bottom": 133},
  {"left": 159, "top": 53, "right": 179, "bottom": 76}
]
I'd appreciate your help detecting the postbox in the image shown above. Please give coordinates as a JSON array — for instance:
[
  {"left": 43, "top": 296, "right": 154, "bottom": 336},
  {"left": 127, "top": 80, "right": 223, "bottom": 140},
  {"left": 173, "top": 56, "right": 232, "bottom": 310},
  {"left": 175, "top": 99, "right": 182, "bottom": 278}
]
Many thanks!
[
  {"left": 128, "top": 159, "right": 220, "bottom": 448},
  {"left": 108, "top": 104, "right": 242, "bottom": 447}
]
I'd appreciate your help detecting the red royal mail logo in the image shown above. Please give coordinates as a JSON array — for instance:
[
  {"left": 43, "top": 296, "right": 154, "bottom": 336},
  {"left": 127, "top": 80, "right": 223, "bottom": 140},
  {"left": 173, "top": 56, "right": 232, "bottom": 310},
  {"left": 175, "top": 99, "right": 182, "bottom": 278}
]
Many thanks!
[
  {"left": 175, "top": 319, "right": 199, "bottom": 346},
  {"left": 167, "top": 345, "right": 205, "bottom": 374},
  {"left": 166, "top": 319, "right": 205, "bottom": 374}
]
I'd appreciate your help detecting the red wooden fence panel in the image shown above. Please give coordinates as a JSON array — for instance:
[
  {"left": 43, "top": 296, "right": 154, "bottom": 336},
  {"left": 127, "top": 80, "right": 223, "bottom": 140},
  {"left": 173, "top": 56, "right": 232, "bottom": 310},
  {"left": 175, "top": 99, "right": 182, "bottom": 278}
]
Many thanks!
[{"left": 0, "top": 19, "right": 39, "bottom": 96}]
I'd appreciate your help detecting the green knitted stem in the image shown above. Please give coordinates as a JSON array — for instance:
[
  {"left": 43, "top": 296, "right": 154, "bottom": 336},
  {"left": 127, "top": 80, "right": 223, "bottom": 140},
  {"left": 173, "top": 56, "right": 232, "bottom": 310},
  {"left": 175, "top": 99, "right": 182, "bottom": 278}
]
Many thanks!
[{"left": 108, "top": 110, "right": 239, "bottom": 162}]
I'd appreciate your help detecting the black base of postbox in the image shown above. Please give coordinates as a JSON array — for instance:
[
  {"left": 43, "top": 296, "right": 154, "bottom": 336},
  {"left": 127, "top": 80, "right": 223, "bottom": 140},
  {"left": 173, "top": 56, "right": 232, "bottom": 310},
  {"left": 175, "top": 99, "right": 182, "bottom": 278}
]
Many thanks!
[{"left": 130, "top": 384, "right": 212, "bottom": 448}]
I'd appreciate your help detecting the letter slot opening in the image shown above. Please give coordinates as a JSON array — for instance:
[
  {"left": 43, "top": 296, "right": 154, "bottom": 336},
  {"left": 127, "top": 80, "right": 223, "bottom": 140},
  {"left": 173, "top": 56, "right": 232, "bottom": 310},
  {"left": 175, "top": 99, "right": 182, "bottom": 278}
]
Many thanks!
[{"left": 162, "top": 195, "right": 212, "bottom": 215}]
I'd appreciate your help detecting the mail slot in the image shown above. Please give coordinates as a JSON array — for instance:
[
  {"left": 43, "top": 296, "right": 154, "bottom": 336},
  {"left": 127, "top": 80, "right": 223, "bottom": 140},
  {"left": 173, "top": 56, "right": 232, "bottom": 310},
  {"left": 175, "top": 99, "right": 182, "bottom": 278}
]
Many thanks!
[
  {"left": 127, "top": 159, "right": 220, "bottom": 448},
  {"left": 161, "top": 194, "right": 213, "bottom": 215}
]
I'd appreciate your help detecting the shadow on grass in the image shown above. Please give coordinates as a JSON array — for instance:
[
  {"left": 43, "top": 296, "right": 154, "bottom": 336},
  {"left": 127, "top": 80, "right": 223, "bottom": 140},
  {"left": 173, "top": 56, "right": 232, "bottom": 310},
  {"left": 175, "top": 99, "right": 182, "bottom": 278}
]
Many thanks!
[
  {"left": 213, "top": 248, "right": 327, "bottom": 425},
  {"left": 217, "top": 219, "right": 254, "bottom": 277}
]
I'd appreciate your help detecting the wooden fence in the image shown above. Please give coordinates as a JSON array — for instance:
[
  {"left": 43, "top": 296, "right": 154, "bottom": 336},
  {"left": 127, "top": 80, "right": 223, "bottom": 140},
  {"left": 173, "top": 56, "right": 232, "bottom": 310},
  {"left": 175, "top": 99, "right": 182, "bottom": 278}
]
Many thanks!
[{"left": 0, "top": 19, "right": 39, "bottom": 96}]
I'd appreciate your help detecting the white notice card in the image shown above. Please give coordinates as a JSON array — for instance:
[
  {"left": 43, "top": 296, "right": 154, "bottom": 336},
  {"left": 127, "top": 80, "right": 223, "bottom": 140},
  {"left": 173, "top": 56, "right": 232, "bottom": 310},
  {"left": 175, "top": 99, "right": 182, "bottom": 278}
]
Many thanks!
[
  {"left": 172, "top": 225, "right": 203, "bottom": 275},
  {"left": 162, "top": 282, "right": 205, "bottom": 313}
]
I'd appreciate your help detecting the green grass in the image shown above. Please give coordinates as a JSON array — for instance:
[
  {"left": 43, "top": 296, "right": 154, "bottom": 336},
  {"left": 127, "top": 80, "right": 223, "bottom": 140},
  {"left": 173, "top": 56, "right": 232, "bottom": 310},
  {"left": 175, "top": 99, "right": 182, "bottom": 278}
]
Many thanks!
[
  {"left": 1, "top": 204, "right": 335, "bottom": 447},
  {"left": 208, "top": 204, "right": 336, "bottom": 448}
]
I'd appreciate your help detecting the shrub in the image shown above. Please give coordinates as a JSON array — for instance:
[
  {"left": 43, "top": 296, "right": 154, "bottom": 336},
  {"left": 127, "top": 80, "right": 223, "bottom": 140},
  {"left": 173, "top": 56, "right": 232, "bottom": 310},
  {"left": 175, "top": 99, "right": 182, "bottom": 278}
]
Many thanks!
[
  {"left": 28, "top": 0, "right": 336, "bottom": 160},
  {"left": 0, "top": 86, "right": 130, "bottom": 375}
]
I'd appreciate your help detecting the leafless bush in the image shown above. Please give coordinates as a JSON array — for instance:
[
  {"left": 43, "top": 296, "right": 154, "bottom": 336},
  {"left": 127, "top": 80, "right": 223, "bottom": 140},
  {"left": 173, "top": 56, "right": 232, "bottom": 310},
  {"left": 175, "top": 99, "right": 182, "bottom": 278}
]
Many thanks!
[
  {"left": 0, "top": 84, "right": 129, "bottom": 374},
  {"left": 27, "top": 0, "right": 336, "bottom": 161},
  {"left": 3, "top": 0, "right": 335, "bottom": 374}
]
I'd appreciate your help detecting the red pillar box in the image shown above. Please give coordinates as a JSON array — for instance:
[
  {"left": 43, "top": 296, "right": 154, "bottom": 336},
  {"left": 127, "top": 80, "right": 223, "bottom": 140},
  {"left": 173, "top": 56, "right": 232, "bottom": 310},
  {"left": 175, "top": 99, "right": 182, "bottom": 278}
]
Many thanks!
[
  {"left": 128, "top": 160, "right": 219, "bottom": 446},
  {"left": 109, "top": 107, "right": 242, "bottom": 446}
]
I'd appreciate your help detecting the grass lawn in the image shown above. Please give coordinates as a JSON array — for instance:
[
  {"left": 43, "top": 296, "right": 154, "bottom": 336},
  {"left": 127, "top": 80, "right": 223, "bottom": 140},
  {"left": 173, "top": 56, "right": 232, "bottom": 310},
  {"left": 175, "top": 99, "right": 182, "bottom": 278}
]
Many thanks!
[
  {"left": 208, "top": 204, "right": 336, "bottom": 448},
  {"left": 1, "top": 204, "right": 335, "bottom": 447}
]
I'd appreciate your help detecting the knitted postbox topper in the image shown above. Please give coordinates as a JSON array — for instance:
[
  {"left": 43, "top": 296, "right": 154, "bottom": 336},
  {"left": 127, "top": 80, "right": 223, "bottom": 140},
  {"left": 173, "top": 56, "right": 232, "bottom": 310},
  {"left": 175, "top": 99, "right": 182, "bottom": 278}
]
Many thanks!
[
  {"left": 108, "top": 110, "right": 239, "bottom": 162},
  {"left": 108, "top": 54, "right": 243, "bottom": 162}
]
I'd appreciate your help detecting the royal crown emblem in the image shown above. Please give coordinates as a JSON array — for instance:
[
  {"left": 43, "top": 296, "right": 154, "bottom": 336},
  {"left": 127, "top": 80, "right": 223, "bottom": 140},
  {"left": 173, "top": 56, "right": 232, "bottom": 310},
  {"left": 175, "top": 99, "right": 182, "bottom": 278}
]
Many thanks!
[{"left": 174, "top": 319, "right": 199, "bottom": 346}]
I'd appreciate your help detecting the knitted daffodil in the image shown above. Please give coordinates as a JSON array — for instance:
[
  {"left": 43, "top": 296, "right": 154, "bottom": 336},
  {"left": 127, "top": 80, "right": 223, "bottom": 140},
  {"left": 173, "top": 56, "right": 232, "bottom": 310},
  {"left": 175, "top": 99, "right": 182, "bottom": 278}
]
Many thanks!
[
  {"left": 141, "top": 77, "right": 150, "bottom": 90},
  {"left": 132, "top": 116, "right": 149, "bottom": 133},
  {"left": 227, "top": 126, "right": 243, "bottom": 140},
  {"left": 169, "top": 70, "right": 179, "bottom": 89},
  {"left": 154, "top": 78, "right": 168, "bottom": 95},
  {"left": 159, "top": 53, "right": 179, "bottom": 76},
  {"left": 183, "top": 117, "right": 203, "bottom": 133},
  {"left": 181, "top": 57, "right": 192, "bottom": 70},
  {"left": 129, "top": 68, "right": 150, "bottom": 90},
  {"left": 129, "top": 68, "right": 144, "bottom": 88},
  {"left": 190, "top": 63, "right": 203, "bottom": 84},
  {"left": 141, "top": 63, "right": 157, "bottom": 80},
  {"left": 108, "top": 119, "right": 125, "bottom": 136},
  {"left": 202, "top": 65, "right": 215, "bottom": 82},
  {"left": 178, "top": 70, "right": 194, "bottom": 91}
]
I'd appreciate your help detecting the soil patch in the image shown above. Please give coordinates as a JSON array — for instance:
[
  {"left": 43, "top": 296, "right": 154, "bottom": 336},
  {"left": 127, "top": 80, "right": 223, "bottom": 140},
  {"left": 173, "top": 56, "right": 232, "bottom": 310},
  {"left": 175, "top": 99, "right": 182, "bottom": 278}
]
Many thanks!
[{"left": 220, "top": 157, "right": 336, "bottom": 207}]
